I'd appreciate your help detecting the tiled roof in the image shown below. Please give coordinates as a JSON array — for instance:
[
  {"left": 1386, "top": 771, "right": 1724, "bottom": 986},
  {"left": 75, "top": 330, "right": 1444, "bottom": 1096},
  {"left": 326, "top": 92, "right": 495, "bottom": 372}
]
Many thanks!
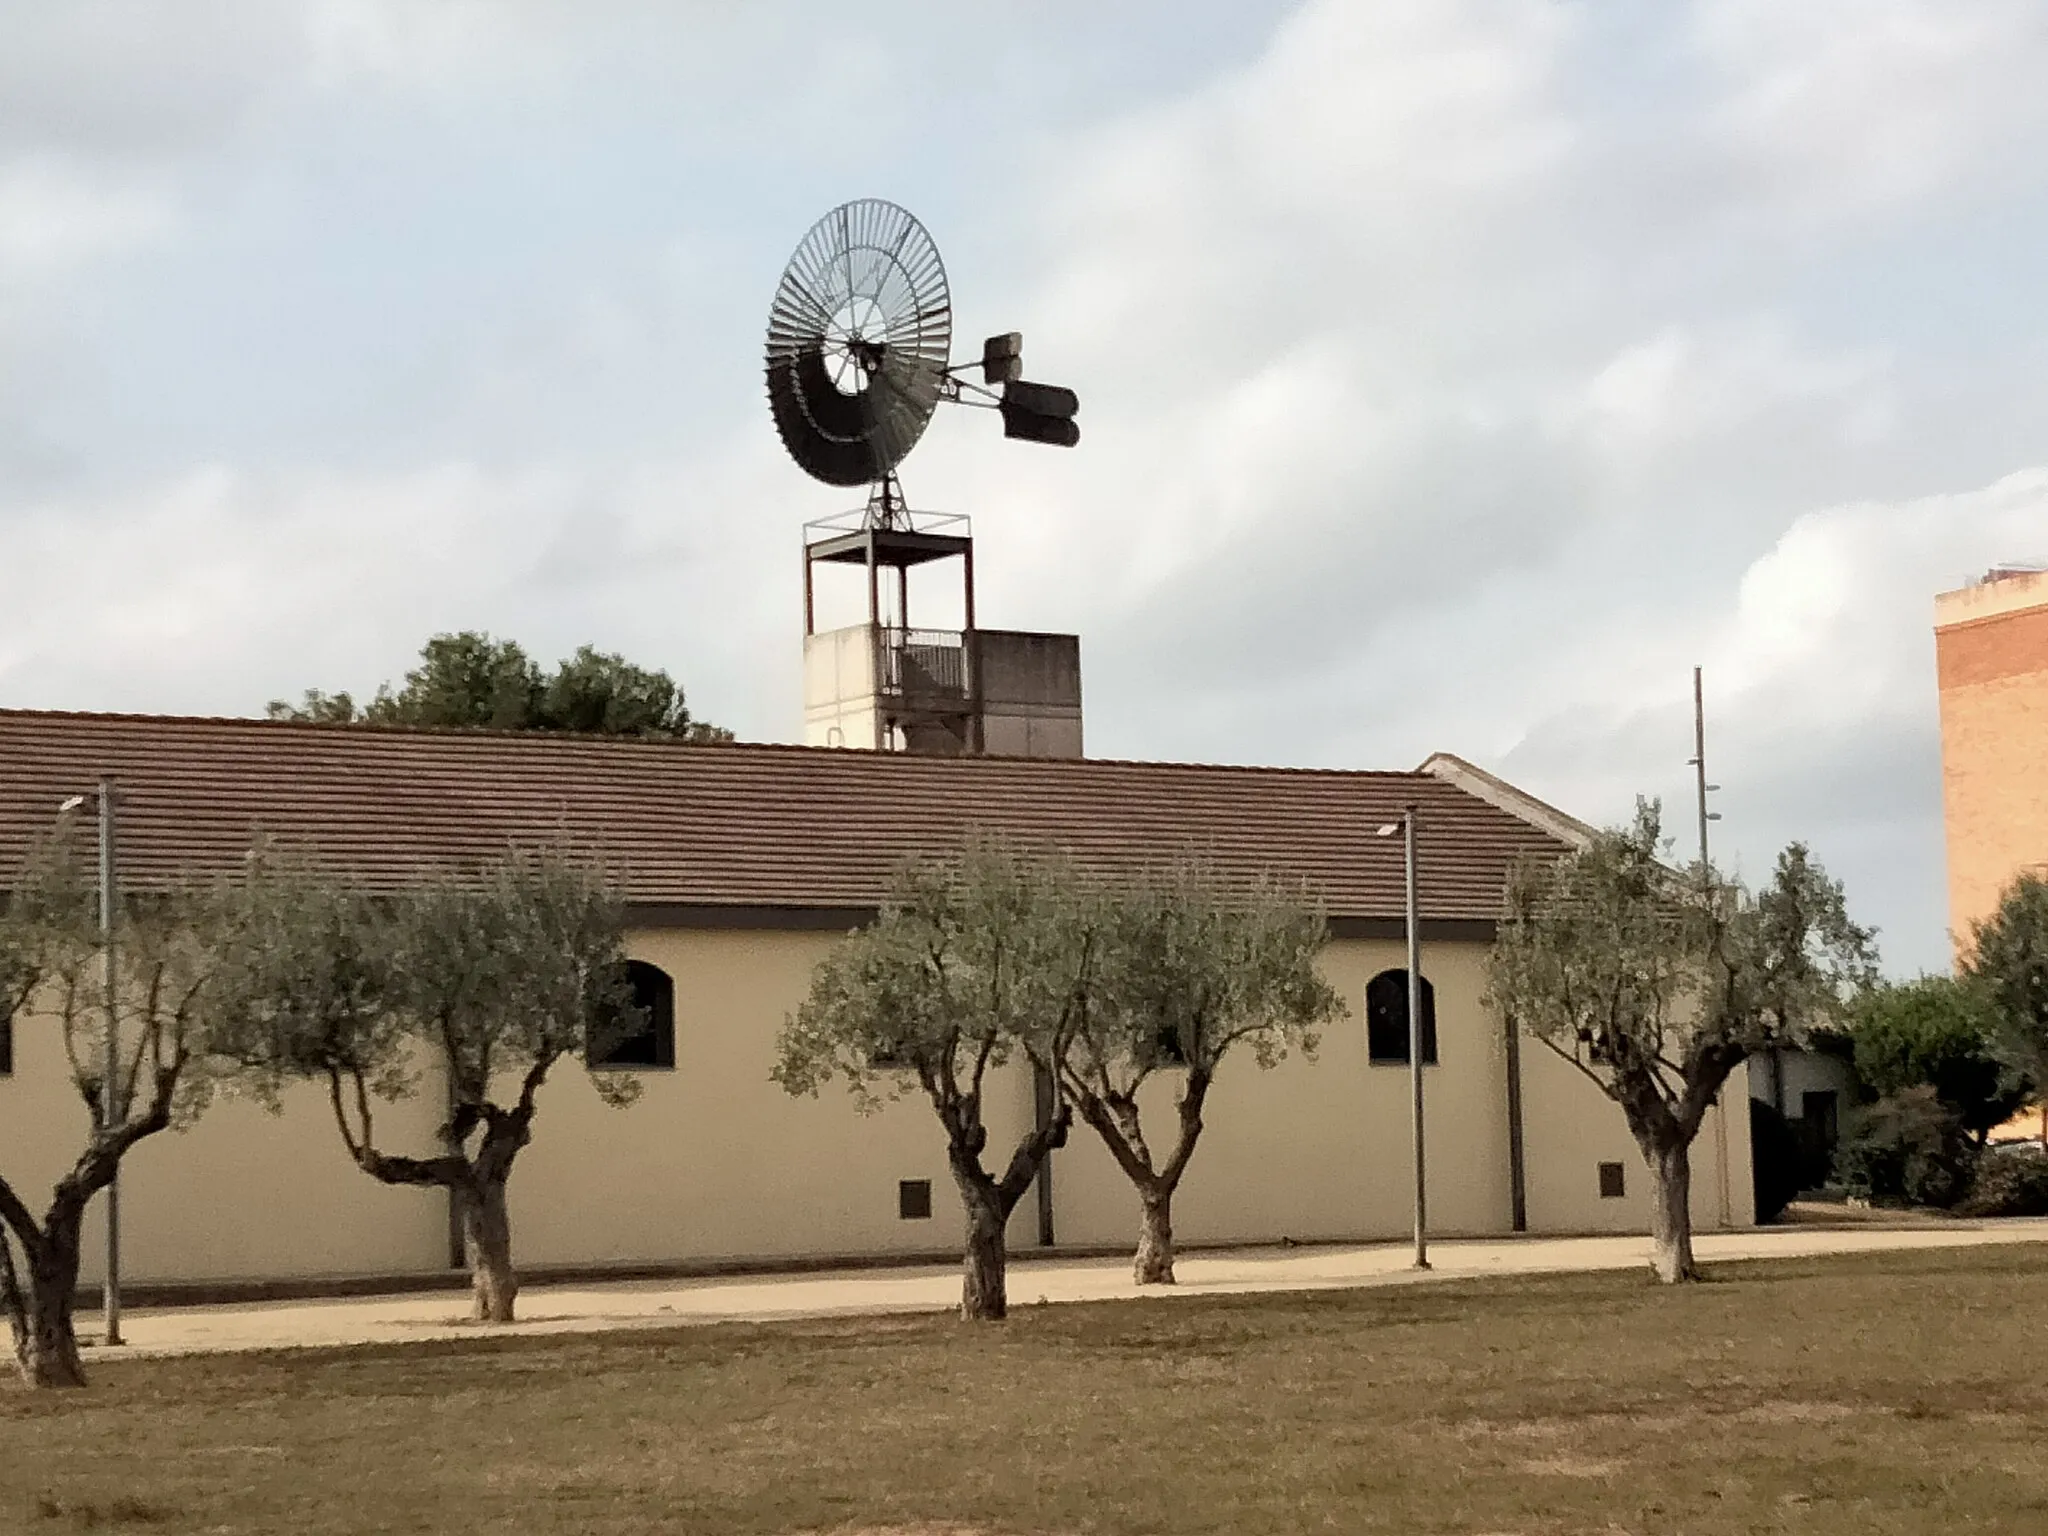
[{"left": 0, "top": 711, "right": 1569, "bottom": 923}]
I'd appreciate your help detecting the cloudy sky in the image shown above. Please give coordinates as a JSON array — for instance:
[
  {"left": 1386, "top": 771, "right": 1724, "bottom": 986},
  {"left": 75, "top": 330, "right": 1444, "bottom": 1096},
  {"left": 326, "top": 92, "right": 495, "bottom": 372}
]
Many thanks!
[{"left": 4, "top": 1, "right": 2047, "bottom": 975}]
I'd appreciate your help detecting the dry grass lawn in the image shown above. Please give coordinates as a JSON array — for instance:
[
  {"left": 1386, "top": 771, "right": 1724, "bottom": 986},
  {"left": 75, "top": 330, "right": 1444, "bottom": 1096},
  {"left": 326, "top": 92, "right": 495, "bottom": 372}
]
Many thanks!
[{"left": 5, "top": 1244, "right": 2048, "bottom": 1534}]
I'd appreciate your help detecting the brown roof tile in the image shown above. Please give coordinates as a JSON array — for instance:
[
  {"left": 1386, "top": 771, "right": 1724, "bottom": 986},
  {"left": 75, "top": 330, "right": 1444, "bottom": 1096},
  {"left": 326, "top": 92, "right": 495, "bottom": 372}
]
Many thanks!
[{"left": 0, "top": 711, "right": 1568, "bottom": 922}]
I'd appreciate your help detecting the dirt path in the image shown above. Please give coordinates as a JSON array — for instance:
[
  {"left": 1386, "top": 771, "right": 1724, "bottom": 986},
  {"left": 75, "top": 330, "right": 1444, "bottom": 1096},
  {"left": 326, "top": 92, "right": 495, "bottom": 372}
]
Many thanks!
[{"left": 81, "top": 1216, "right": 2048, "bottom": 1360}]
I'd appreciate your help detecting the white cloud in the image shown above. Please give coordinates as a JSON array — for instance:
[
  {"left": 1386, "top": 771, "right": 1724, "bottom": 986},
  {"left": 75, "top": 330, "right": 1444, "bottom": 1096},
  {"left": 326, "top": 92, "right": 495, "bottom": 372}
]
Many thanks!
[
  {"left": 1714, "top": 468, "right": 2048, "bottom": 716},
  {"left": 1035, "top": 0, "right": 1577, "bottom": 389},
  {"left": 299, "top": 0, "right": 557, "bottom": 95},
  {"left": 0, "top": 158, "right": 175, "bottom": 275},
  {"left": 1693, "top": 0, "right": 2048, "bottom": 219},
  {"left": 1576, "top": 325, "right": 1889, "bottom": 446},
  {"left": 0, "top": 455, "right": 787, "bottom": 736}
]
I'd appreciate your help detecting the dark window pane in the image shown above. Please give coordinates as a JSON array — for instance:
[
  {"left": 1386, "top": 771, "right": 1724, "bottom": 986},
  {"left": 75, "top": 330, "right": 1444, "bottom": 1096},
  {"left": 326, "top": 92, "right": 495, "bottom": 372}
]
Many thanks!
[
  {"left": 589, "top": 961, "right": 676, "bottom": 1069},
  {"left": 1365, "top": 970, "right": 1437, "bottom": 1065},
  {"left": 899, "top": 1179, "right": 932, "bottom": 1220},
  {"left": 1599, "top": 1161, "right": 1627, "bottom": 1199}
]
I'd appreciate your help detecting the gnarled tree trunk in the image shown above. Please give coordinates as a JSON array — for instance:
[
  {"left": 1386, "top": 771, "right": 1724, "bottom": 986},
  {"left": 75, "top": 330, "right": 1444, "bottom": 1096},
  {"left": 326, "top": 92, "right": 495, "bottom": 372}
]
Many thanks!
[
  {"left": 936, "top": 1084, "right": 1068, "bottom": 1322},
  {"left": 1648, "top": 1139, "right": 1699, "bottom": 1284},
  {"left": 342, "top": 1080, "right": 541, "bottom": 1326},
  {"left": 3, "top": 1208, "right": 88, "bottom": 1389},
  {"left": 1069, "top": 1065, "right": 1209, "bottom": 1289},
  {"left": 18, "top": 1251, "right": 87, "bottom": 1389},
  {"left": 960, "top": 1193, "right": 1009, "bottom": 1321},
  {"left": 1134, "top": 1184, "right": 1176, "bottom": 1285},
  {"left": 3, "top": 1105, "right": 182, "bottom": 1390},
  {"left": 462, "top": 1179, "right": 518, "bottom": 1323}
]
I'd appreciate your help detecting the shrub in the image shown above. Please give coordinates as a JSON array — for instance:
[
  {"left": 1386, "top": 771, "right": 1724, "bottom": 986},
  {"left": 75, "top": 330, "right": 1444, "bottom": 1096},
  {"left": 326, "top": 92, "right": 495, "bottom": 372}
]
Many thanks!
[
  {"left": 1750, "top": 1098, "right": 1804, "bottom": 1223},
  {"left": 1957, "top": 1141, "right": 2048, "bottom": 1217},
  {"left": 1850, "top": 975, "right": 2029, "bottom": 1139},
  {"left": 1833, "top": 1085, "right": 1978, "bottom": 1208}
]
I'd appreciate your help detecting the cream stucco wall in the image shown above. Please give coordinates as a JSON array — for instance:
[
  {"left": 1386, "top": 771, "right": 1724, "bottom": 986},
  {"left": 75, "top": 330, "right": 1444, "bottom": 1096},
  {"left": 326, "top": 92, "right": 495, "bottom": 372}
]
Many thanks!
[
  {"left": 0, "top": 924, "right": 1753, "bottom": 1288},
  {"left": 1519, "top": 1037, "right": 1753, "bottom": 1235},
  {"left": 510, "top": 927, "right": 1041, "bottom": 1267},
  {"left": 802, "top": 625, "right": 882, "bottom": 750},
  {"left": 0, "top": 1014, "right": 447, "bottom": 1287},
  {"left": 1052, "top": 937, "right": 1515, "bottom": 1247}
]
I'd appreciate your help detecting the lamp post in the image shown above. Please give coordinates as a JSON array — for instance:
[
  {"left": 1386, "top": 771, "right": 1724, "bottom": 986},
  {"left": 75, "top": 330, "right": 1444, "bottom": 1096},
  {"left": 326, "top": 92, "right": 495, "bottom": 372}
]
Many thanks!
[
  {"left": 1377, "top": 805, "right": 1428, "bottom": 1270},
  {"left": 57, "top": 782, "right": 122, "bottom": 1347}
]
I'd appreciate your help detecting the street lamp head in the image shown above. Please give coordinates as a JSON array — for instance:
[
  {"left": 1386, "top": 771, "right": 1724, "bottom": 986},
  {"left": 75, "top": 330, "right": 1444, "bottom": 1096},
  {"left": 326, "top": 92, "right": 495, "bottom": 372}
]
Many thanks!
[
  {"left": 57, "top": 794, "right": 88, "bottom": 814},
  {"left": 1375, "top": 823, "right": 1399, "bottom": 838}
]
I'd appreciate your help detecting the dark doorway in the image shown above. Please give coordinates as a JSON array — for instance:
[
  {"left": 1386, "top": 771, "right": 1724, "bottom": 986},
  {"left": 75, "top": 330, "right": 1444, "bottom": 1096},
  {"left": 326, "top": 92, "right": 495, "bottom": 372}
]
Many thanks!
[{"left": 1799, "top": 1089, "right": 1840, "bottom": 1189}]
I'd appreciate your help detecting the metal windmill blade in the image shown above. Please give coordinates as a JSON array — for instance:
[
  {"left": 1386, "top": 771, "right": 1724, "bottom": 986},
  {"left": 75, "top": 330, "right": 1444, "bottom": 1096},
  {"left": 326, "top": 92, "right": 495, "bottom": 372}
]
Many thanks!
[{"left": 764, "top": 199, "right": 953, "bottom": 488}]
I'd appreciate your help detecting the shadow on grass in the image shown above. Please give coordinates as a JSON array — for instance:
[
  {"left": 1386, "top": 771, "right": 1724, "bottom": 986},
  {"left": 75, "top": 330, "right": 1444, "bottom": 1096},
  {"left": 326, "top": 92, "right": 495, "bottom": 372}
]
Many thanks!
[{"left": 30, "top": 1493, "right": 177, "bottom": 1529}]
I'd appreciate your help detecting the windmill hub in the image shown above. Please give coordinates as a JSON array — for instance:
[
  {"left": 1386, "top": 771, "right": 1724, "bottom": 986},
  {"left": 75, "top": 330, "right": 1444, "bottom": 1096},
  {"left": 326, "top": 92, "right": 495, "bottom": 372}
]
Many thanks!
[{"left": 824, "top": 299, "right": 890, "bottom": 394}]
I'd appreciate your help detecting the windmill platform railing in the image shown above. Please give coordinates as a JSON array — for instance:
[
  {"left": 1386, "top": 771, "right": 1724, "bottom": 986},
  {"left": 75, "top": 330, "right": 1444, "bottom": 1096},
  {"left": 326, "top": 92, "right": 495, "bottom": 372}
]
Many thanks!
[
  {"left": 805, "top": 507, "right": 971, "bottom": 541},
  {"left": 876, "top": 627, "right": 970, "bottom": 700}
]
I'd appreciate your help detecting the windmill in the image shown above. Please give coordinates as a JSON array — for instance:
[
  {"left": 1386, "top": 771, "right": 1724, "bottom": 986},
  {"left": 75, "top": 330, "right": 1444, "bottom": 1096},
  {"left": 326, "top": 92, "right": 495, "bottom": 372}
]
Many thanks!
[
  {"left": 765, "top": 198, "right": 1079, "bottom": 519},
  {"left": 767, "top": 199, "right": 1084, "bottom": 758}
]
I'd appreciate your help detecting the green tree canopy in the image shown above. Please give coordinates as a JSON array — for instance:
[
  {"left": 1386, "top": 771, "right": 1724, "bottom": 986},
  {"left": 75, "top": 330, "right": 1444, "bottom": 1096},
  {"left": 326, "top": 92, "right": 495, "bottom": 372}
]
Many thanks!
[
  {"left": 1966, "top": 872, "right": 2048, "bottom": 1097},
  {"left": 266, "top": 632, "right": 732, "bottom": 742},
  {"left": 1850, "top": 974, "right": 2028, "bottom": 1141}
]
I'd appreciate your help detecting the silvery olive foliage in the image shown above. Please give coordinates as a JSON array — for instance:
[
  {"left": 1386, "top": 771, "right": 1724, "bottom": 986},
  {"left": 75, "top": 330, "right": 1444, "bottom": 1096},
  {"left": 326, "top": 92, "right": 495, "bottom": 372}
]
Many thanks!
[
  {"left": 212, "top": 843, "right": 641, "bottom": 1322},
  {"left": 1059, "top": 861, "right": 1341, "bottom": 1284},
  {"left": 1, "top": 836, "right": 247, "bottom": 1387},
  {"left": 775, "top": 844, "right": 1341, "bottom": 1304},
  {"left": 775, "top": 843, "right": 1097, "bottom": 1320},
  {"left": 1488, "top": 800, "right": 1874, "bottom": 1282}
]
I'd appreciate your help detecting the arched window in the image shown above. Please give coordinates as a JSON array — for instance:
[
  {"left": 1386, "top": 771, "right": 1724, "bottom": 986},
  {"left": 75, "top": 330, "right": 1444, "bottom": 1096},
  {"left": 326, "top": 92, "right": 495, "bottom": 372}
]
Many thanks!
[
  {"left": 589, "top": 960, "right": 676, "bottom": 1069},
  {"left": 1366, "top": 969, "right": 1437, "bottom": 1065}
]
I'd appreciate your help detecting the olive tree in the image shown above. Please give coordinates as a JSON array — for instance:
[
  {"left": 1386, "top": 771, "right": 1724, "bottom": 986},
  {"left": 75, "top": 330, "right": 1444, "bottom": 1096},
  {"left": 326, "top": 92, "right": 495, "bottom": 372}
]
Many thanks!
[
  {"left": 1488, "top": 802, "right": 1872, "bottom": 1283},
  {"left": 773, "top": 847, "right": 1092, "bottom": 1321},
  {"left": 0, "top": 841, "right": 233, "bottom": 1388},
  {"left": 216, "top": 847, "right": 640, "bottom": 1322},
  {"left": 1060, "top": 863, "right": 1341, "bottom": 1285}
]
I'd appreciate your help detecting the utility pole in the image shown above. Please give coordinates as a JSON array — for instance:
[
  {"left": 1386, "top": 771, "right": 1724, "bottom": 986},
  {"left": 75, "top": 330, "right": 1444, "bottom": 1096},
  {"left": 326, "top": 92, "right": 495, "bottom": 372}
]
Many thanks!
[
  {"left": 1688, "top": 671, "right": 1733, "bottom": 1228},
  {"left": 96, "top": 782, "right": 123, "bottom": 1348}
]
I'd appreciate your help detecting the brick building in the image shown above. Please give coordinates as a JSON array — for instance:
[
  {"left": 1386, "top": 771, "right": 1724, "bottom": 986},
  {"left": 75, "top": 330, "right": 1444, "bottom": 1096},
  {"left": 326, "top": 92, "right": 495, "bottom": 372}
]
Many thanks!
[{"left": 1935, "top": 564, "right": 2048, "bottom": 956}]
